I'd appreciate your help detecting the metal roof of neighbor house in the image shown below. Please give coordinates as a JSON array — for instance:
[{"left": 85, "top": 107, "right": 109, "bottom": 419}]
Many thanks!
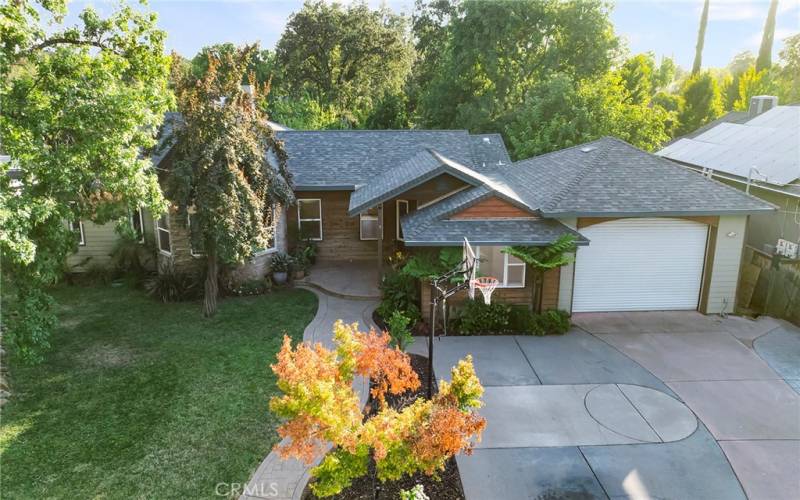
[
  {"left": 658, "top": 106, "right": 800, "bottom": 186},
  {"left": 400, "top": 184, "right": 588, "bottom": 247},
  {"left": 276, "top": 130, "right": 510, "bottom": 190},
  {"left": 508, "top": 137, "right": 776, "bottom": 217}
]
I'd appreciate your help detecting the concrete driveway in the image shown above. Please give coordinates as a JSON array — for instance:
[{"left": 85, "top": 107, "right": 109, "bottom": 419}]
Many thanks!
[{"left": 412, "top": 312, "right": 800, "bottom": 500}]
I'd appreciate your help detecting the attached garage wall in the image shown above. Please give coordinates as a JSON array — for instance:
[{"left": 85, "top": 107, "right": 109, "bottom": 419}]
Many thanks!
[
  {"left": 703, "top": 215, "right": 748, "bottom": 314},
  {"left": 572, "top": 218, "right": 709, "bottom": 312}
]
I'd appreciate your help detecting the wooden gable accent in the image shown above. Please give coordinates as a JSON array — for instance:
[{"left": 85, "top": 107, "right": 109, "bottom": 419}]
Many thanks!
[
  {"left": 402, "top": 173, "right": 470, "bottom": 206},
  {"left": 450, "top": 196, "right": 534, "bottom": 219}
]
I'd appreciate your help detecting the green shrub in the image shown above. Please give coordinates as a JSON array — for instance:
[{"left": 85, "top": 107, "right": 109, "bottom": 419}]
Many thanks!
[
  {"left": 270, "top": 252, "right": 291, "bottom": 273},
  {"left": 228, "top": 278, "right": 271, "bottom": 297},
  {"left": 457, "top": 300, "right": 511, "bottom": 334},
  {"left": 535, "top": 309, "right": 571, "bottom": 335},
  {"left": 386, "top": 311, "right": 414, "bottom": 351},
  {"left": 376, "top": 270, "right": 420, "bottom": 322},
  {"left": 144, "top": 260, "right": 199, "bottom": 302}
]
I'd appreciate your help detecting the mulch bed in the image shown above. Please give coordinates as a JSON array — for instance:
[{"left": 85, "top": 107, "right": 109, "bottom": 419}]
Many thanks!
[{"left": 302, "top": 353, "right": 466, "bottom": 500}]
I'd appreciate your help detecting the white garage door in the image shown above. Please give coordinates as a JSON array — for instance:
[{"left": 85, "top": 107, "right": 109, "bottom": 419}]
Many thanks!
[{"left": 573, "top": 218, "right": 708, "bottom": 312}]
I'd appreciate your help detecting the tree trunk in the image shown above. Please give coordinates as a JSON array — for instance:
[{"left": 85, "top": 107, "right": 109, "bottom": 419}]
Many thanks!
[
  {"left": 756, "top": 0, "right": 779, "bottom": 72},
  {"left": 692, "top": 0, "right": 710, "bottom": 74},
  {"left": 530, "top": 269, "right": 544, "bottom": 313},
  {"left": 203, "top": 246, "right": 219, "bottom": 318}
]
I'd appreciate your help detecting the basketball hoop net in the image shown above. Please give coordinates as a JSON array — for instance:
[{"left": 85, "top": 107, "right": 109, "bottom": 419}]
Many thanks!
[{"left": 470, "top": 276, "right": 499, "bottom": 305}]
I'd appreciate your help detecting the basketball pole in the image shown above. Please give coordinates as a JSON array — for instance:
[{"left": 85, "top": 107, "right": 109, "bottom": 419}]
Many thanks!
[{"left": 428, "top": 281, "right": 436, "bottom": 399}]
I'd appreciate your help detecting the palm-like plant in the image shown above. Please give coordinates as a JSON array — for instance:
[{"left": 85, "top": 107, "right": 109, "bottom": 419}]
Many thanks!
[{"left": 503, "top": 235, "right": 577, "bottom": 312}]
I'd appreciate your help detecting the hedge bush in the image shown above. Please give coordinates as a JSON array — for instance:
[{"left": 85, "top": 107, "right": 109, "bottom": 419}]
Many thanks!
[{"left": 456, "top": 301, "right": 570, "bottom": 335}]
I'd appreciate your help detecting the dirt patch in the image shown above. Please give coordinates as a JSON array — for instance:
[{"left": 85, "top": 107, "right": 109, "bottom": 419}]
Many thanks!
[{"left": 80, "top": 344, "right": 138, "bottom": 368}]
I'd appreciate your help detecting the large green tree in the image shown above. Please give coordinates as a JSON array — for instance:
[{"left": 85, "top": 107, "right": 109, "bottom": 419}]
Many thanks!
[
  {"left": 723, "top": 51, "right": 757, "bottom": 109},
  {"left": 618, "top": 53, "right": 656, "bottom": 105},
  {"left": 733, "top": 66, "right": 777, "bottom": 110},
  {"left": 677, "top": 71, "right": 724, "bottom": 135},
  {"left": 775, "top": 33, "right": 800, "bottom": 103},
  {"left": 692, "top": 0, "right": 710, "bottom": 74},
  {"left": 168, "top": 46, "right": 293, "bottom": 317},
  {"left": 0, "top": 0, "right": 172, "bottom": 362},
  {"left": 756, "top": 0, "right": 779, "bottom": 72},
  {"left": 415, "top": 0, "right": 619, "bottom": 132},
  {"left": 274, "top": 0, "right": 414, "bottom": 127},
  {"left": 191, "top": 42, "right": 276, "bottom": 85},
  {"left": 506, "top": 73, "right": 669, "bottom": 159}
]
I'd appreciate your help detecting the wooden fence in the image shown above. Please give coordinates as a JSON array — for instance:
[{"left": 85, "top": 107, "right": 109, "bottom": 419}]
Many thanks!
[{"left": 737, "top": 245, "right": 800, "bottom": 325}]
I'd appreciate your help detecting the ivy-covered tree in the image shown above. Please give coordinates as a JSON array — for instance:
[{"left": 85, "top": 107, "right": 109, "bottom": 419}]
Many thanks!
[
  {"left": 503, "top": 235, "right": 577, "bottom": 313},
  {"left": 275, "top": 0, "right": 414, "bottom": 127},
  {"left": 505, "top": 73, "right": 669, "bottom": 159},
  {"left": 677, "top": 71, "right": 724, "bottom": 135},
  {"left": 0, "top": 0, "right": 172, "bottom": 362},
  {"left": 168, "top": 45, "right": 293, "bottom": 317}
]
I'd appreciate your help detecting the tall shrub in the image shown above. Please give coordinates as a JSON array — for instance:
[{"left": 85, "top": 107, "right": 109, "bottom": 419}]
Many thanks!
[{"left": 270, "top": 321, "right": 486, "bottom": 497}]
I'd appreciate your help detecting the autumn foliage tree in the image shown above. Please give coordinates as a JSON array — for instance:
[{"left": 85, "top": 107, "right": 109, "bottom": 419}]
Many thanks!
[{"left": 270, "top": 321, "right": 486, "bottom": 497}]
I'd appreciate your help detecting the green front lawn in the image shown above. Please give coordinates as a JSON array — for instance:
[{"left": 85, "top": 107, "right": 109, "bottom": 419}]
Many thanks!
[{"left": 0, "top": 285, "right": 317, "bottom": 499}]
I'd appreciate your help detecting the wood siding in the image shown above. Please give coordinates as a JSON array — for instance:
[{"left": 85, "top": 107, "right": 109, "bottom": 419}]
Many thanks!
[
  {"left": 403, "top": 174, "right": 469, "bottom": 207},
  {"left": 66, "top": 221, "right": 119, "bottom": 270},
  {"left": 451, "top": 196, "right": 534, "bottom": 219},
  {"left": 289, "top": 191, "right": 380, "bottom": 261}
]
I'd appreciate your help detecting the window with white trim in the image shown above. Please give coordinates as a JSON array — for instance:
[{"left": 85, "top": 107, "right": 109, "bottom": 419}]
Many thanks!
[
  {"left": 475, "top": 246, "right": 526, "bottom": 288},
  {"left": 155, "top": 213, "right": 172, "bottom": 255},
  {"left": 131, "top": 208, "right": 145, "bottom": 243},
  {"left": 68, "top": 220, "right": 85, "bottom": 246},
  {"left": 396, "top": 200, "right": 409, "bottom": 240},
  {"left": 254, "top": 206, "right": 278, "bottom": 255},
  {"left": 187, "top": 211, "right": 204, "bottom": 257},
  {"left": 297, "top": 199, "right": 322, "bottom": 240},
  {"left": 360, "top": 208, "right": 380, "bottom": 240}
]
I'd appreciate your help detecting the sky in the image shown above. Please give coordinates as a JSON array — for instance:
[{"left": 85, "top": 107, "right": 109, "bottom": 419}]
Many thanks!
[{"left": 64, "top": 0, "right": 800, "bottom": 70}]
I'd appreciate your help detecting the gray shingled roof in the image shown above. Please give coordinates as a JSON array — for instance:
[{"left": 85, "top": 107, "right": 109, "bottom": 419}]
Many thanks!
[
  {"left": 149, "top": 112, "right": 182, "bottom": 167},
  {"left": 276, "top": 130, "right": 509, "bottom": 189},
  {"left": 509, "top": 137, "right": 775, "bottom": 216},
  {"left": 401, "top": 185, "right": 587, "bottom": 246}
]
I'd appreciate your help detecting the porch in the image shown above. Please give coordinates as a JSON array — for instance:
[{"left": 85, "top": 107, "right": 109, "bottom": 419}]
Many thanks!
[{"left": 297, "top": 259, "right": 380, "bottom": 299}]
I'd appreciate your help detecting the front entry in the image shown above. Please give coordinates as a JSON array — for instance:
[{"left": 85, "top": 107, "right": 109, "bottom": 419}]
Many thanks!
[{"left": 572, "top": 218, "right": 708, "bottom": 312}]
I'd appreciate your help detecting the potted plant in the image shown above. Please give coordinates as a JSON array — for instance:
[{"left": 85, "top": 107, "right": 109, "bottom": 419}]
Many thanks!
[
  {"left": 292, "top": 247, "right": 309, "bottom": 280},
  {"left": 271, "top": 252, "right": 291, "bottom": 284}
]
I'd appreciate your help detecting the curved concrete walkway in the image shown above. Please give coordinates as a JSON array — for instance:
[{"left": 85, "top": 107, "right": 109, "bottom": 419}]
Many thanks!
[{"left": 241, "top": 286, "right": 377, "bottom": 500}]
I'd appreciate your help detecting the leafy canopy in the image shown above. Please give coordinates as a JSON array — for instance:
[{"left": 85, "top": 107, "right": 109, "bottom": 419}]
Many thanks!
[
  {"left": 270, "top": 321, "right": 485, "bottom": 497},
  {"left": 274, "top": 0, "right": 414, "bottom": 127},
  {"left": 0, "top": 0, "right": 172, "bottom": 362}
]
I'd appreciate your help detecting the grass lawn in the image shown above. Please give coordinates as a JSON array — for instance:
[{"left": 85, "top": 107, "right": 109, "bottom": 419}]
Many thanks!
[{"left": 0, "top": 285, "right": 317, "bottom": 499}]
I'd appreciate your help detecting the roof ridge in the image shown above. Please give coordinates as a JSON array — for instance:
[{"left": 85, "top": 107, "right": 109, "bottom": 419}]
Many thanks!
[
  {"left": 276, "top": 129, "right": 470, "bottom": 134},
  {"left": 511, "top": 138, "right": 608, "bottom": 168},
  {"left": 543, "top": 140, "right": 613, "bottom": 211}
]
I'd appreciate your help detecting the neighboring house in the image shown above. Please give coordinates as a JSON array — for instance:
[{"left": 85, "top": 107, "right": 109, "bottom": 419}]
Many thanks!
[
  {"left": 277, "top": 131, "right": 773, "bottom": 317},
  {"left": 658, "top": 97, "right": 800, "bottom": 252}
]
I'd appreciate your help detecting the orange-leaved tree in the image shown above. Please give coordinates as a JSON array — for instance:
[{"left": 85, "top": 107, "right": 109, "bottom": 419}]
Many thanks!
[{"left": 270, "top": 320, "right": 486, "bottom": 497}]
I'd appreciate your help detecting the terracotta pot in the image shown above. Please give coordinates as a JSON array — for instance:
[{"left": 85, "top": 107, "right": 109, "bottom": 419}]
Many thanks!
[{"left": 294, "top": 270, "right": 305, "bottom": 279}]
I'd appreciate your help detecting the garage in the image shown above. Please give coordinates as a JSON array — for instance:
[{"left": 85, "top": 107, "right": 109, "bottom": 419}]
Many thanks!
[{"left": 572, "top": 218, "right": 709, "bottom": 312}]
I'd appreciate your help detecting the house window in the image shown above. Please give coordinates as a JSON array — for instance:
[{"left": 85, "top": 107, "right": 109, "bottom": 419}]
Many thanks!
[
  {"left": 187, "top": 212, "right": 204, "bottom": 257},
  {"left": 254, "top": 206, "right": 278, "bottom": 256},
  {"left": 131, "top": 208, "right": 145, "bottom": 243},
  {"left": 396, "top": 200, "right": 409, "bottom": 240},
  {"left": 155, "top": 213, "right": 171, "bottom": 255},
  {"left": 68, "top": 220, "right": 85, "bottom": 246},
  {"left": 297, "top": 199, "right": 322, "bottom": 241},
  {"left": 360, "top": 208, "right": 380, "bottom": 240},
  {"left": 475, "top": 246, "right": 526, "bottom": 288}
]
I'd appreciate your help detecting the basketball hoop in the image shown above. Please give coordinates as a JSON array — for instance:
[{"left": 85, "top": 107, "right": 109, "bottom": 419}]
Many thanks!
[{"left": 470, "top": 276, "right": 499, "bottom": 305}]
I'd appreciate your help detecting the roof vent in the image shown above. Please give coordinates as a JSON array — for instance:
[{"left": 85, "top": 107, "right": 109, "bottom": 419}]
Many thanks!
[
  {"left": 482, "top": 137, "right": 491, "bottom": 144},
  {"left": 748, "top": 95, "right": 778, "bottom": 118},
  {"left": 580, "top": 146, "right": 596, "bottom": 153}
]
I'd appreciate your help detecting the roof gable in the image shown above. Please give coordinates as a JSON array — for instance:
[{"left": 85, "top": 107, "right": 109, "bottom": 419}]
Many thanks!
[{"left": 450, "top": 195, "right": 535, "bottom": 219}]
